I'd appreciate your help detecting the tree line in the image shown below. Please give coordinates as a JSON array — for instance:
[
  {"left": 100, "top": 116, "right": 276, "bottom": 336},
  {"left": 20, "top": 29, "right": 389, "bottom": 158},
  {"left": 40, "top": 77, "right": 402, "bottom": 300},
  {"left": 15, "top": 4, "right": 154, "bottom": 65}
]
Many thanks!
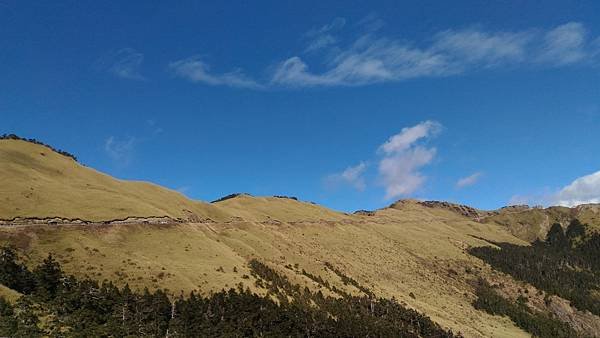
[
  {"left": 0, "top": 246, "right": 459, "bottom": 337},
  {"left": 472, "top": 278, "right": 578, "bottom": 338},
  {"left": 1, "top": 133, "right": 78, "bottom": 162},
  {"left": 469, "top": 219, "right": 600, "bottom": 336}
]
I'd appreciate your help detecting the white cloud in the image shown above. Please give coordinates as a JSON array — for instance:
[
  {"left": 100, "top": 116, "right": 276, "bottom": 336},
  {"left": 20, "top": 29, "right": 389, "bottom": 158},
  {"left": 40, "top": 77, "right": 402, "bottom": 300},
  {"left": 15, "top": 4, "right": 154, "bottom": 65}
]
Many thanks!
[
  {"left": 377, "top": 121, "right": 441, "bottom": 199},
  {"left": 379, "top": 146, "right": 437, "bottom": 199},
  {"left": 104, "top": 136, "right": 136, "bottom": 165},
  {"left": 97, "top": 48, "right": 145, "bottom": 80},
  {"left": 538, "top": 22, "right": 587, "bottom": 65},
  {"left": 169, "top": 57, "right": 262, "bottom": 89},
  {"left": 171, "top": 20, "right": 599, "bottom": 89},
  {"left": 379, "top": 120, "right": 442, "bottom": 153},
  {"left": 271, "top": 20, "right": 599, "bottom": 87},
  {"left": 551, "top": 170, "right": 600, "bottom": 206},
  {"left": 304, "top": 17, "right": 346, "bottom": 53},
  {"left": 432, "top": 29, "right": 531, "bottom": 65},
  {"left": 325, "top": 162, "right": 368, "bottom": 191},
  {"left": 272, "top": 36, "right": 452, "bottom": 87},
  {"left": 456, "top": 172, "right": 483, "bottom": 188}
]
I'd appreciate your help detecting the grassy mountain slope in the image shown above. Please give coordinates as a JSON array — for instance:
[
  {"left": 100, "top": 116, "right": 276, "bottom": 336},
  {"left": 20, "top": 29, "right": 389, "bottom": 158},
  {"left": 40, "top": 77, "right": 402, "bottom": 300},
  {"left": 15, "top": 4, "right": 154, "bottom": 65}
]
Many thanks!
[
  {"left": 482, "top": 205, "right": 600, "bottom": 242},
  {"left": 0, "top": 139, "right": 228, "bottom": 222},
  {"left": 1, "top": 138, "right": 599, "bottom": 337},
  {"left": 0, "top": 204, "right": 530, "bottom": 337},
  {"left": 213, "top": 194, "right": 352, "bottom": 223}
]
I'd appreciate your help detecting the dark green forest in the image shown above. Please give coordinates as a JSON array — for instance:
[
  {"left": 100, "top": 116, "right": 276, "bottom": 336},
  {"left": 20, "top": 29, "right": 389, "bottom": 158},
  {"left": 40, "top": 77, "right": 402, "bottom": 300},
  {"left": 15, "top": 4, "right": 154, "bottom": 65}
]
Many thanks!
[
  {"left": 0, "top": 247, "right": 458, "bottom": 337},
  {"left": 469, "top": 219, "right": 600, "bottom": 337},
  {"left": 473, "top": 279, "right": 578, "bottom": 338}
]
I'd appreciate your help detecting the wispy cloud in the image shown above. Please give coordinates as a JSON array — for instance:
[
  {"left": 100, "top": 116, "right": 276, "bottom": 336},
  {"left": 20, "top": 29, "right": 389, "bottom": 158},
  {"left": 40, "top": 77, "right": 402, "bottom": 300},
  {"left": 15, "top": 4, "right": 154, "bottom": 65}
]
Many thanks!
[
  {"left": 431, "top": 29, "right": 532, "bottom": 66},
  {"left": 456, "top": 172, "right": 483, "bottom": 189},
  {"left": 538, "top": 23, "right": 588, "bottom": 65},
  {"left": 272, "top": 38, "right": 451, "bottom": 87},
  {"left": 272, "top": 20, "right": 600, "bottom": 87},
  {"left": 304, "top": 17, "right": 346, "bottom": 53},
  {"left": 377, "top": 121, "right": 441, "bottom": 199},
  {"left": 168, "top": 56, "right": 262, "bottom": 89},
  {"left": 325, "top": 162, "right": 368, "bottom": 191},
  {"left": 170, "top": 19, "right": 600, "bottom": 89},
  {"left": 104, "top": 136, "right": 136, "bottom": 166},
  {"left": 145, "top": 119, "right": 164, "bottom": 135},
  {"left": 97, "top": 48, "right": 145, "bottom": 80}
]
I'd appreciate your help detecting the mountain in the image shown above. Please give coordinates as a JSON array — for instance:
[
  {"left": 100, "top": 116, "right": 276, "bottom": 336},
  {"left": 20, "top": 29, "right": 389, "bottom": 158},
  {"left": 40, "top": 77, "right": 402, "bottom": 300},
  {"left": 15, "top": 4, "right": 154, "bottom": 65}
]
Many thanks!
[
  {"left": 0, "top": 138, "right": 228, "bottom": 222},
  {"left": 0, "top": 138, "right": 599, "bottom": 337},
  {"left": 403, "top": 198, "right": 600, "bottom": 242}
]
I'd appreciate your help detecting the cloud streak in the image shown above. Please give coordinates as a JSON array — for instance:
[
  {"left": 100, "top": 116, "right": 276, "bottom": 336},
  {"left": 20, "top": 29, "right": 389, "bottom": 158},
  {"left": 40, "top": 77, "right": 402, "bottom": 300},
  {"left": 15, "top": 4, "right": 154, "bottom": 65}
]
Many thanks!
[
  {"left": 456, "top": 172, "right": 483, "bottom": 189},
  {"left": 272, "top": 21, "right": 600, "bottom": 87},
  {"left": 169, "top": 57, "right": 263, "bottom": 89},
  {"left": 325, "top": 162, "right": 368, "bottom": 191},
  {"left": 97, "top": 48, "right": 145, "bottom": 80},
  {"left": 104, "top": 136, "right": 136, "bottom": 166},
  {"left": 172, "top": 20, "right": 599, "bottom": 89}
]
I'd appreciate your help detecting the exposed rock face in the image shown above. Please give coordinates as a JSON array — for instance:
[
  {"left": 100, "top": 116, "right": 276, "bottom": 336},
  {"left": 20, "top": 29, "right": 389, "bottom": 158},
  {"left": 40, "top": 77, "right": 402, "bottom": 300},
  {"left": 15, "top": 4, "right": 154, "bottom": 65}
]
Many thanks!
[
  {"left": 498, "top": 205, "right": 531, "bottom": 212},
  {"left": 210, "top": 193, "right": 251, "bottom": 203},
  {"left": 354, "top": 210, "right": 376, "bottom": 216},
  {"left": 546, "top": 295, "right": 600, "bottom": 337},
  {"left": 273, "top": 195, "right": 298, "bottom": 201},
  {"left": 0, "top": 216, "right": 182, "bottom": 226},
  {"left": 417, "top": 200, "right": 485, "bottom": 220}
]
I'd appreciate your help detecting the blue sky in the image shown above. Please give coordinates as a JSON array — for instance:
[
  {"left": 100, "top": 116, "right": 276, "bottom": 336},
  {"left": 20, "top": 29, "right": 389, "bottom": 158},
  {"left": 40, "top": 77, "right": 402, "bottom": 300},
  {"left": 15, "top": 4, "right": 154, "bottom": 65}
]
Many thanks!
[{"left": 2, "top": 1, "right": 600, "bottom": 212}]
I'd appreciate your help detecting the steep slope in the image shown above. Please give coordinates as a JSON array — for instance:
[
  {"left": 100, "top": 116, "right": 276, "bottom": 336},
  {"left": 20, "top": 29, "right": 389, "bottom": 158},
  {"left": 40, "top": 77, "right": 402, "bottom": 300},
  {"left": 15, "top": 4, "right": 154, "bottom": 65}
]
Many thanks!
[{"left": 0, "top": 139, "right": 228, "bottom": 222}]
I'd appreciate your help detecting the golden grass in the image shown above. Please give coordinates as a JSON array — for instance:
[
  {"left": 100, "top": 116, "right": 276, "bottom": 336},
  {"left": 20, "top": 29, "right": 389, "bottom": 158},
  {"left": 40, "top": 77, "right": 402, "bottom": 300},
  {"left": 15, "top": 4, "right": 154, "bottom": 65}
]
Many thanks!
[
  {"left": 0, "top": 201, "right": 531, "bottom": 337},
  {"left": 0, "top": 140, "right": 228, "bottom": 222},
  {"left": 0, "top": 139, "right": 576, "bottom": 337},
  {"left": 0, "top": 284, "right": 21, "bottom": 303}
]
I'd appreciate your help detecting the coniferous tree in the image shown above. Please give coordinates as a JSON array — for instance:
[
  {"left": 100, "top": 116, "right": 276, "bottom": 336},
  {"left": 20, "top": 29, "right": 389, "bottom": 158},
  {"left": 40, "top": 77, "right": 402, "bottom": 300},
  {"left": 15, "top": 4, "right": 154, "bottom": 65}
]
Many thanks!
[
  {"left": 565, "top": 219, "right": 586, "bottom": 243},
  {"left": 0, "top": 297, "right": 17, "bottom": 336},
  {"left": 32, "top": 254, "right": 62, "bottom": 301},
  {"left": 546, "top": 223, "right": 568, "bottom": 249},
  {"left": 0, "top": 246, "right": 35, "bottom": 294}
]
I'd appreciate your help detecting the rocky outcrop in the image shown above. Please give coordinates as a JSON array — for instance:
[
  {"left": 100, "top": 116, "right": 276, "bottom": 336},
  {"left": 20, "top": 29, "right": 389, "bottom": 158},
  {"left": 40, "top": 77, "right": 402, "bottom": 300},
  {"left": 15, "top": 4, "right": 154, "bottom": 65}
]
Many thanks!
[
  {"left": 211, "top": 193, "right": 251, "bottom": 203},
  {"left": 417, "top": 200, "right": 485, "bottom": 220},
  {"left": 354, "top": 210, "right": 376, "bottom": 216},
  {"left": 0, "top": 216, "right": 182, "bottom": 227},
  {"left": 273, "top": 195, "right": 299, "bottom": 201}
]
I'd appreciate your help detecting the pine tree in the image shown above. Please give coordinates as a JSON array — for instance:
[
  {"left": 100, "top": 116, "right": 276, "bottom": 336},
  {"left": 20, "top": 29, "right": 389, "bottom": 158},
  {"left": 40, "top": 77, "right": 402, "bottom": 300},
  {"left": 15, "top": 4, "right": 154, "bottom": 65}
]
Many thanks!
[
  {"left": 565, "top": 219, "right": 586, "bottom": 243},
  {"left": 33, "top": 254, "right": 62, "bottom": 301},
  {"left": 0, "top": 297, "right": 17, "bottom": 336},
  {"left": 546, "top": 223, "right": 568, "bottom": 249},
  {"left": 0, "top": 246, "right": 35, "bottom": 294}
]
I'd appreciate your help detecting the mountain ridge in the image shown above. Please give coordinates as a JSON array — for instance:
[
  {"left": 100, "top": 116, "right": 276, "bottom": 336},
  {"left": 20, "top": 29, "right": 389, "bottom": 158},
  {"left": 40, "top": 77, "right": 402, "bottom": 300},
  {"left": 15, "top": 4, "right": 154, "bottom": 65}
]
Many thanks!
[{"left": 2, "top": 137, "right": 600, "bottom": 337}]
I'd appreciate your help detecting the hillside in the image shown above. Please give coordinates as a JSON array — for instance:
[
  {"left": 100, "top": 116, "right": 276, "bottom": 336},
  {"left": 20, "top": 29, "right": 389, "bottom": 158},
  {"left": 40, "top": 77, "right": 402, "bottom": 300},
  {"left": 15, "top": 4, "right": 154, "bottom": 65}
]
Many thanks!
[
  {"left": 399, "top": 198, "right": 600, "bottom": 242},
  {"left": 0, "top": 138, "right": 599, "bottom": 337},
  {"left": 481, "top": 204, "right": 600, "bottom": 242},
  {"left": 0, "top": 139, "right": 228, "bottom": 222}
]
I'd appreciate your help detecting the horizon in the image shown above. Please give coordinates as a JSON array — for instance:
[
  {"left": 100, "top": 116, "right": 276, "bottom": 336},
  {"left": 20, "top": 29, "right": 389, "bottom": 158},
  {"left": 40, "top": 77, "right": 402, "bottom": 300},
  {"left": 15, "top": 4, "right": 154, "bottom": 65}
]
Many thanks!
[{"left": 2, "top": 1, "right": 600, "bottom": 212}]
